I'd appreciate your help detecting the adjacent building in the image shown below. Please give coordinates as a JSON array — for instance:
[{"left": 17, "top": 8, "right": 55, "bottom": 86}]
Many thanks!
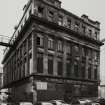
[
  {"left": 0, "top": 67, "right": 3, "bottom": 88},
  {"left": 2, "top": 0, "right": 103, "bottom": 103},
  {"left": 99, "top": 39, "right": 105, "bottom": 98}
]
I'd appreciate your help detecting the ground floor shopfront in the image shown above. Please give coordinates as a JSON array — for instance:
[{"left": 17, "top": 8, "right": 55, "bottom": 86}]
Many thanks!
[{"left": 7, "top": 75, "right": 98, "bottom": 103}]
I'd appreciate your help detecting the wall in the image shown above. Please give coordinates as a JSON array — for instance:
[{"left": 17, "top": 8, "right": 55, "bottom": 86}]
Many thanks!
[{"left": 100, "top": 41, "right": 105, "bottom": 98}]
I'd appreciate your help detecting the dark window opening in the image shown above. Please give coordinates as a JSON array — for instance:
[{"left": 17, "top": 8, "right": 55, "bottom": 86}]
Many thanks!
[
  {"left": 23, "top": 41, "right": 27, "bottom": 55},
  {"left": 95, "top": 32, "right": 98, "bottom": 40},
  {"left": 48, "top": 57, "right": 53, "bottom": 75},
  {"left": 74, "top": 61, "right": 79, "bottom": 78},
  {"left": 66, "top": 60, "right": 71, "bottom": 77},
  {"left": 48, "top": 11, "right": 54, "bottom": 21},
  {"left": 88, "top": 64, "right": 92, "bottom": 79},
  {"left": 94, "top": 66, "right": 98, "bottom": 80},
  {"left": 37, "top": 35, "right": 44, "bottom": 47},
  {"left": 57, "top": 60, "right": 63, "bottom": 76},
  {"left": 74, "top": 22, "right": 79, "bottom": 31},
  {"left": 24, "top": 57, "right": 27, "bottom": 76},
  {"left": 38, "top": 6, "right": 44, "bottom": 17},
  {"left": 67, "top": 19, "right": 71, "bottom": 28},
  {"left": 81, "top": 65, "right": 85, "bottom": 79},
  {"left": 82, "top": 25, "right": 86, "bottom": 33},
  {"left": 37, "top": 54, "right": 43, "bottom": 73},
  {"left": 29, "top": 53, "right": 32, "bottom": 74},
  {"left": 88, "top": 29, "right": 92, "bottom": 36},
  {"left": 28, "top": 35, "right": 32, "bottom": 50}
]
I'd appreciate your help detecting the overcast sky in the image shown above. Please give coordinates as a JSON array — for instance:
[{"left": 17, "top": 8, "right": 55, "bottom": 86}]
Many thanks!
[{"left": 0, "top": 0, "right": 105, "bottom": 66}]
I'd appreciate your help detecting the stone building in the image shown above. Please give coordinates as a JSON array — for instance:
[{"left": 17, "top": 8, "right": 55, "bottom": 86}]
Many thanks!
[
  {"left": 2, "top": 0, "right": 103, "bottom": 103},
  {"left": 0, "top": 67, "right": 3, "bottom": 88},
  {"left": 99, "top": 39, "right": 105, "bottom": 98}
]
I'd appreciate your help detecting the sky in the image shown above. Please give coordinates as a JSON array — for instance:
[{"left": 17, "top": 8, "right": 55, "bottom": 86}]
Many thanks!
[{"left": 0, "top": 0, "right": 105, "bottom": 66}]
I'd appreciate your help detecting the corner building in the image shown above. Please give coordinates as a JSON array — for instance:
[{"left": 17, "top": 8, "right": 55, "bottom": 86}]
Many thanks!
[{"left": 2, "top": 0, "right": 103, "bottom": 103}]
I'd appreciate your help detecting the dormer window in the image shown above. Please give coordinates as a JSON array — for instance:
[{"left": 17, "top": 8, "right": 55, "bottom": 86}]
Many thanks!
[
  {"left": 82, "top": 25, "right": 86, "bottom": 33},
  {"left": 38, "top": 6, "right": 44, "bottom": 18},
  {"left": 74, "top": 22, "right": 79, "bottom": 31},
  {"left": 88, "top": 29, "right": 92, "bottom": 36},
  {"left": 67, "top": 19, "right": 71, "bottom": 28},
  {"left": 58, "top": 16, "right": 63, "bottom": 26},
  {"left": 95, "top": 31, "right": 98, "bottom": 40}
]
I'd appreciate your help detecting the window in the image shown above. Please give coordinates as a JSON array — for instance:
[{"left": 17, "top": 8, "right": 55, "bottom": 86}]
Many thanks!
[
  {"left": 38, "top": 6, "right": 44, "bottom": 17},
  {"left": 58, "top": 16, "right": 63, "bottom": 25},
  {"left": 48, "top": 37, "right": 54, "bottom": 50},
  {"left": 57, "top": 58, "right": 63, "bottom": 76},
  {"left": 23, "top": 40, "right": 27, "bottom": 54},
  {"left": 24, "top": 57, "right": 27, "bottom": 76},
  {"left": 74, "top": 22, "right": 79, "bottom": 31},
  {"left": 94, "top": 66, "right": 98, "bottom": 80},
  {"left": 28, "top": 35, "right": 32, "bottom": 50},
  {"left": 94, "top": 32, "right": 98, "bottom": 40},
  {"left": 20, "top": 60, "right": 23, "bottom": 78},
  {"left": 82, "top": 47, "right": 85, "bottom": 57},
  {"left": 94, "top": 51, "right": 98, "bottom": 62},
  {"left": 67, "top": 19, "right": 71, "bottom": 28},
  {"left": 81, "top": 64, "right": 85, "bottom": 79},
  {"left": 37, "top": 34, "right": 44, "bottom": 47},
  {"left": 37, "top": 54, "right": 43, "bottom": 73},
  {"left": 48, "top": 56, "right": 53, "bottom": 75},
  {"left": 74, "top": 61, "right": 79, "bottom": 78},
  {"left": 74, "top": 45, "right": 79, "bottom": 58},
  {"left": 88, "top": 64, "right": 92, "bottom": 79},
  {"left": 66, "top": 59, "right": 71, "bottom": 77},
  {"left": 82, "top": 25, "right": 86, "bottom": 33},
  {"left": 29, "top": 53, "right": 32, "bottom": 74},
  {"left": 48, "top": 11, "right": 54, "bottom": 21},
  {"left": 88, "top": 29, "right": 92, "bottom": 36},
  {"left": 66, "top": 43, "right": 71, "bottom": 54},
  {"left": 57, "top": 40, "right": 63, "bottom": 52},
  {"left": 17, "top": 60, "right": 21, "bottom": 79},
  {"left": 20, "top": 46, "right": 23, "bottom": 58},
  {"left": 88, "top": 49, "right": 92, "bottom": 60}
]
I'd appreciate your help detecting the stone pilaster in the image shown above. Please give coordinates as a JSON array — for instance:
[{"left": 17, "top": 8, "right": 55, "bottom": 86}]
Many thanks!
[
  {"left": 27, "top": 38, "right": 29, "bottom": 75},
  {"left": 32, "top": 30, "right": 37, "bottom": 74},
  {"left": 53, "top": 37, "right": 57, "bottom": 76},
  {"left": 43, "top": 35, "right": 48, "bottom": 75},
  {"left": 85, "top": 56, "right": 89, "bottom": 79},
  {"left": 63, "top": 41, "right": 67, "bottom": 77}
]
